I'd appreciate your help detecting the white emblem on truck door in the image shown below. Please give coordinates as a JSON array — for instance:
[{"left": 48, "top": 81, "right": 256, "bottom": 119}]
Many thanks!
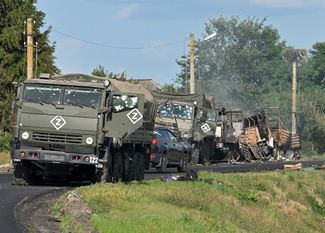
[
  {"left": 201, "top": 123, "right": 211, "bottom": 133},
  {"left": 50, "top": 115, "right": 67, "bottom": 130},
  {"left": 127, "top": 108, "right": 143, "bottom": 124}
]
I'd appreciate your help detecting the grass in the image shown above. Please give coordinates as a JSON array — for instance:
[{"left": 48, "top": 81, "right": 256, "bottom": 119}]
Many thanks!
[
  {"left": 0, "top": 151, "right": 10, "bottom": 165},
  {"left": 53, "top": 170, "right": 325, "bottom": 233}
]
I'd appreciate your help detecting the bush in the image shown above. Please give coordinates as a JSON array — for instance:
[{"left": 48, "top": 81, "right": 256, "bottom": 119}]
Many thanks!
[{"left": 0, "top": 132, "right": 11, "bottom": 151}]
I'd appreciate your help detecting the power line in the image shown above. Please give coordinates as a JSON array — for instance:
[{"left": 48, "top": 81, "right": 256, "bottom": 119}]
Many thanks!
[{"left": 52, "top": 29, "right": 183, "bottom": 50}]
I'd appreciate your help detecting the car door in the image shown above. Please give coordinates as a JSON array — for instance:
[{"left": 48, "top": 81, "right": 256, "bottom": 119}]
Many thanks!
[{"left": 166, "top": 130, "right": 182, "bottom": 163}]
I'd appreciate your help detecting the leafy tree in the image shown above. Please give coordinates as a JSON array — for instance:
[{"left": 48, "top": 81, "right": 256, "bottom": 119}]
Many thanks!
[
  {"left": 91, "top": 65, "right": 108, "bottom": 77},
  {"left": 299, "top": 42, "right": 325, "bottom": 153},
  {"left": 0, "top": 0, "right": 58, "bottom": 131},
  {"left": 177, "top": 16, "right": 291, "bottom": 112}
]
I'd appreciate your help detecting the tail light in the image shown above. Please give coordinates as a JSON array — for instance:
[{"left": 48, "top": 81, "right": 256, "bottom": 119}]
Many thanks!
[
  {"left": 150, "top": 154, "right": 156, "bottom": 159},
  {"left": 20, "top": 151, "right": 26, "bottom": 157},
  {"left": 151, "top": 138, "right": 158, "bottom": 145},
  {"left": 84, "top": 156, "right": 90, "bottom": 162}
]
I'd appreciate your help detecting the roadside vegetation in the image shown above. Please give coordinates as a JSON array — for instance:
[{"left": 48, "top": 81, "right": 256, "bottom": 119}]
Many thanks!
[
  {"left": 0, "top": 132, "right": 11, "bottom": 165},
  {"left": 53, "top": 170, "right": 325, "bottom": 233}
]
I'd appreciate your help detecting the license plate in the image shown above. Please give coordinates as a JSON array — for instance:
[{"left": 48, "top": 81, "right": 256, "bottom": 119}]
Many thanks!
[{"left": 44, "top": 154, "right": 65, "bottom": 161}]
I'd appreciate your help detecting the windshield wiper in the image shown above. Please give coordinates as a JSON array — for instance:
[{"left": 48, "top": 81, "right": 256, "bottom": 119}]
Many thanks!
[
  {"left": 70, "top": 102, "right": 84, "bottom": 108},
  {"left": 39, "top": 101, "right": 56, "bottom": 107}
]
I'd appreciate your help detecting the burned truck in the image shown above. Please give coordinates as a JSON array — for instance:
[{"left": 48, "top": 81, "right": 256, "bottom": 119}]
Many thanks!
[
  {"left": 151, "top": 91, "right": 216, "bottom": 164},
  {"left": 237, "top": 111, "right": 275, "bottom": 162},
  {"left": 214, "top": 109, "right": 244, "bottom": 161},
  {"left": 11, "top": 73, "right": 156, "bottom": 185}
]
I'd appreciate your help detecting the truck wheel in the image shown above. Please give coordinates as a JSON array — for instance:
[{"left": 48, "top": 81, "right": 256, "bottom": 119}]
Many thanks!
[
  {"left": 13, "top": 162, "right": 30, "bottom": 186},
  {"left": 112, "top": 152, "right": 123, "bottom": 182},
  {"left": 122, "top": 153, "right": 135, "bottom": 182},
  {"left": 93, "top": 164, "right": 108, "bottom": 183},
  {"left": 134, "top": 152, "right": 144, "bottom": 181}
]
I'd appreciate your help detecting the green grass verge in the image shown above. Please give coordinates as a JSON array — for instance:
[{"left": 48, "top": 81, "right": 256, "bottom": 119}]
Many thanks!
[
  {"left": 0, "top": 152, "right": 10, "bottom": 165},
  {"left": 53, "top": 170, "right": 325, "bottom": 233}
]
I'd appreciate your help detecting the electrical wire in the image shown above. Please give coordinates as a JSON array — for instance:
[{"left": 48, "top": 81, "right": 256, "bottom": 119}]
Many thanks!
[{"left": 52, "top": 29, "right": 183, "bottom": 50}]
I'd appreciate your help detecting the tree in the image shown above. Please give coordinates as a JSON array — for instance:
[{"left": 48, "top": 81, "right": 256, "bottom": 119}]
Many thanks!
[
  {"left": 298, "top": 42, "right": 325, "bottom": 153},
  {"left": 177, "top": 16, "right": 290, "bottom": 112},
  {"left": 0, "top": 0, "right": 59, "bottom": 131},
  {"left": 91, "top": 65, "right": 108, "bottom": 77}
]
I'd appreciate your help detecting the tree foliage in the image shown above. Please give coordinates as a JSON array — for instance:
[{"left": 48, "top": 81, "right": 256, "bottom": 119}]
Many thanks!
[
  {"left": 0, "top": 0, "right": 59, "bottom": 131},
  {"left": 193, "top": 16, "right": 290, "bottom": 111},
  {"left": 91, "top": 65, "right": 108, "bottom": 77},
  {"left": 174, "top": 16, "right": 325, "bottom": 153}
]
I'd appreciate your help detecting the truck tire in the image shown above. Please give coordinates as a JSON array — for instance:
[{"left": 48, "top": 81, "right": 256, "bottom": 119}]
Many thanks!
[
  {"left": 13, "top": 162, "right": 30, "bottom": 186},
  {"left": 123, "top": 153, "right": 136, "bottom": 182},
  {"left": 134, "top": 152, "right": 144, "bottom": 181},
  {"left": 112, "top": 152, "right": 123, "bottom": 182}
]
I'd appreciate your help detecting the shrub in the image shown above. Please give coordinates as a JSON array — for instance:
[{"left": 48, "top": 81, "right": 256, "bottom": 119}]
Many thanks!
[{"left": 0, "top": 132, "right": 11, "bottom": 151}]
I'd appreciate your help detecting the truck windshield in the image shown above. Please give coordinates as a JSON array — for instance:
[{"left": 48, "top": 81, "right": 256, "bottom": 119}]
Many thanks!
[
  {"left": 63, "top": 87, "right": 102, "bottom": 108},
  {"left": 198, "top": 109, "right": 216, "bottom": 122},
  {"left": 23, "top": 85, "right": 62, "bottom": 104},
  {"left": 158, "top": 103, "right": 193, "bottom": 120}
]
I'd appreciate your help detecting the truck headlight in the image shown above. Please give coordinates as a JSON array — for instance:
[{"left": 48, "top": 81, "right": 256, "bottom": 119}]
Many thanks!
[
  {"left": 86, "top": 137, "right": 94, "bottom": 145},
  {"left": 21, "top": 132, "right": 29, "bottom": 140}
]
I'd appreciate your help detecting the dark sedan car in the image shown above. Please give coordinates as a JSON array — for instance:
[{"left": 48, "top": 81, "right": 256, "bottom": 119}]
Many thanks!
[{"left": 150, "top": 126, "right": 189, "bottom": 172}]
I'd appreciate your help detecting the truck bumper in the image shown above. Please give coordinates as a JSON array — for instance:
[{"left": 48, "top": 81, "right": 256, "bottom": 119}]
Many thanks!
[{"left": 12, "top": 148, "right": 101, "bottom": 167}]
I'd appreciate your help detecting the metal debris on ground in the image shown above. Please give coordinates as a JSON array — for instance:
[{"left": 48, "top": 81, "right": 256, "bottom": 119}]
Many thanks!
[{"left": 284, "top": 163, "right": 303, "bottom": 171}]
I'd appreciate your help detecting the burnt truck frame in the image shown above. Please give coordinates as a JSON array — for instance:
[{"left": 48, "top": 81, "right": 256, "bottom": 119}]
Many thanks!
[{"left": 11, "top": 74, "right": 155, "bottom": 185}]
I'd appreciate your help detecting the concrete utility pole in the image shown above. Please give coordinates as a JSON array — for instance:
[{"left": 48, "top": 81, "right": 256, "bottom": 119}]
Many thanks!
[
  {"left": 189, "top": 33, "right": 195, "bottom": 94},
  {"left": 26, "top": 18, "right": 33, "bottom": 79},
  {"left": 291, "top": 61, "right": 297, "bottom": 134},
  {"left": 284, "top": 48, "right": 307, "bottom": 152}
]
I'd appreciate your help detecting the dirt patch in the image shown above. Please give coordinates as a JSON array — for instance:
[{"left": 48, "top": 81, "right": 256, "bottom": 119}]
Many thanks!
[{"left": 56, "top": 191, "right": 98, "bottom": 233}]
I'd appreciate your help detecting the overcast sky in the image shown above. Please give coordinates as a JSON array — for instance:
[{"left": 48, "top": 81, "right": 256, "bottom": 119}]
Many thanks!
[{"left": 37, "top": 0, "right": 325, "bottom": 84}]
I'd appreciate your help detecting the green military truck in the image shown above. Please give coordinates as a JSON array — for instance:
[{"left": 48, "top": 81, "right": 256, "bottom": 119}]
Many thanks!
[
  {"left": 151, "top": 91, "right": 216, "bottom": 164},
  {"left": 11, "top": 73, "right": 156, "bottom": 185}
]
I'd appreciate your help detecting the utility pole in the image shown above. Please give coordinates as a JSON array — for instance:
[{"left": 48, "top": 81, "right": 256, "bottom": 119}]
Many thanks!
[
  {"left": 189, "top": 33, "right": 195, "bottom": 94},
  {"left": 26, "top": 18, "right": 33, "bottom": 79},
  {"left": 284, "top": 48, "right": 307, "bottom": 155},
  {"left": 291, "top": 61, "right": 297, "bottom": 134}
]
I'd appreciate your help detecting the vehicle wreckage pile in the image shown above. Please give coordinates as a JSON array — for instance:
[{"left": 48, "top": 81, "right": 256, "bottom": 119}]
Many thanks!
[{"left": 10, "top": 73, "right": 301, "bottom": 185}]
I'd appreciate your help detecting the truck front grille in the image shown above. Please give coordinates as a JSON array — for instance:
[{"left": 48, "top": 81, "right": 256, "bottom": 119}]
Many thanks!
[{"left": 32, "top": 132, "right": 83, "bottom": 144}]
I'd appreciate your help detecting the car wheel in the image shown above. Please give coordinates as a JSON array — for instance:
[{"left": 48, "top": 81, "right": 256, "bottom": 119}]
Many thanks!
[{"left": 157, "top": 153, "right": 167, "bottom": 173}]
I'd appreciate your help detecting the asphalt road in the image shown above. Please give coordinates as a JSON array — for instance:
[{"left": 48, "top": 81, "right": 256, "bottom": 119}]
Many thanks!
[
  {"left": 0, "top": 173, "right": 65, "bottom": 233},
  {"left": 189, "top": 160, "right": 325, "bottom": 173},
  {"left": 0, "top": 160, "right": 324, "bottom": 232}
]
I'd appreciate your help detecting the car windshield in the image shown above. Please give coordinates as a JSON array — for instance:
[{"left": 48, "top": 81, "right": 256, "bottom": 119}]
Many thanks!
[
  {"left": 158, "top": 103, "right": 193, "bottom": 120},
  {"left": 23, "top": 85, "right": 62, "bottom": 104},
  {"left": 63, "top": 87, "right": 102, "bottom": 108}
]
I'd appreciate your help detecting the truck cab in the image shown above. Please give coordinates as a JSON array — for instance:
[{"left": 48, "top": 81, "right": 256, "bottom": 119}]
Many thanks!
[{"left": 11, "top": 74, "right": 153, "bottom": 184}]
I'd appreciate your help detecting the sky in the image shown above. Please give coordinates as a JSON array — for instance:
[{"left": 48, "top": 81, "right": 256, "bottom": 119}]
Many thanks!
[{"left": 36, "top": 0, "right": 325, "bottom": 85}]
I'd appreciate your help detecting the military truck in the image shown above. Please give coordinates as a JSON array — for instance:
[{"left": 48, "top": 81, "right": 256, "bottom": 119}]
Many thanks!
[
  {"left": 11, "top": 73, "right": 156, "bottom": 185},
  {"left": 214, "top": 108, "right": 244, "bottom": 161},
  {"left": 151, "top": 91, "right": 216, "bottom": 164}
]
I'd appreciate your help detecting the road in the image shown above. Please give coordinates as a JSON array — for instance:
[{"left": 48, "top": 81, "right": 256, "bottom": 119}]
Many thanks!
[
  {"left": 0, "top": 160, "right": 324, "bottom": 232},
  {"left": 0, "top": 170, "right": 178, "bottom": 233},
  {"left": 0, "top": 173, "right": 66, "bottom": 233}
]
